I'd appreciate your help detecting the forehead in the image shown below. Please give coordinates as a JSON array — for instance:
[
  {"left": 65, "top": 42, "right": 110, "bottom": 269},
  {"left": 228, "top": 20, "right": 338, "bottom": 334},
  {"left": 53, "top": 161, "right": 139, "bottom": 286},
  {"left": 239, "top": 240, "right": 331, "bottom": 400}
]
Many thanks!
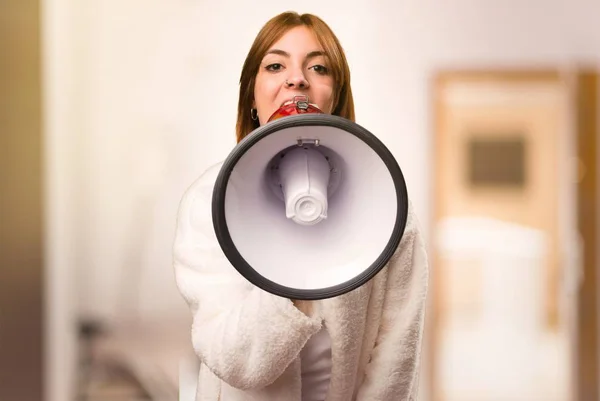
[{"left": 267, "top": 26, "right": 324, "bottom": 54}]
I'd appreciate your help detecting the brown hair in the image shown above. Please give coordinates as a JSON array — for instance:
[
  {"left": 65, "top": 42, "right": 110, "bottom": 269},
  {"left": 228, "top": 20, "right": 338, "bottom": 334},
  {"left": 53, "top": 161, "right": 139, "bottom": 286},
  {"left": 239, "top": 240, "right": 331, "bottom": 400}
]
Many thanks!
[{"left": 236, "top": 12, "right": 355, "bottom": 143}]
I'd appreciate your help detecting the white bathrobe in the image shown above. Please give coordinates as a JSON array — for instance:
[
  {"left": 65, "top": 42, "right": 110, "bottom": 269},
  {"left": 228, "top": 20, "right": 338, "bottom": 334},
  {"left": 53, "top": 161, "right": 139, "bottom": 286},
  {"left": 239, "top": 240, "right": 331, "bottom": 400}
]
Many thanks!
[{"left": 173, "top": 162, "right": 429, "bottom": 401}]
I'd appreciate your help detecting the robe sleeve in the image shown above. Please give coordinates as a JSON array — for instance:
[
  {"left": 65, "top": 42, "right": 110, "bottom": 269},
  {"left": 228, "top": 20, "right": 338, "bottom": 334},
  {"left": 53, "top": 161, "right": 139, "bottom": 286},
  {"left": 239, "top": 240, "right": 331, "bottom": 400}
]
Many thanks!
[
  {"left": 173, "top": 164, "right": 322, "bottom": 390},
  {"left": 355, "top": 204, "right": 429, "bottom": 401}
]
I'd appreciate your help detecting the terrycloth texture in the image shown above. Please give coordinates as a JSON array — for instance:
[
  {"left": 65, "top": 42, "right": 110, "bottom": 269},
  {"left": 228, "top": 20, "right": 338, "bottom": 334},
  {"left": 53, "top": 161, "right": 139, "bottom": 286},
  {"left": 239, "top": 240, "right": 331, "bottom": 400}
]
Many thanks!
[{"left": 173, "top": 162, "right": 429, "bottom": 401}]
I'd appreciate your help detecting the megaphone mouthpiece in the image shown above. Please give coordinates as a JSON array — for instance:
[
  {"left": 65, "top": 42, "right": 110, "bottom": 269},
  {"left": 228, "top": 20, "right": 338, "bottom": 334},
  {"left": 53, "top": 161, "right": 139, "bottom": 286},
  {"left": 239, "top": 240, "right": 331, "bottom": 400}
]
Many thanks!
[{"left": 278, "top": 146, "right": 330, "bottom": 226}]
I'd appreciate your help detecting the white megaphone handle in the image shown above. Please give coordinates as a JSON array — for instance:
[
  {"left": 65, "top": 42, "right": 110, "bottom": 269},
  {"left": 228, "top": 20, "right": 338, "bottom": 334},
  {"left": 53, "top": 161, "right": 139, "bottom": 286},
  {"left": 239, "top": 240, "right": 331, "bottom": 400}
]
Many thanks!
[{"left": 278, "top": 147, "right": 330, "bottom": 226}]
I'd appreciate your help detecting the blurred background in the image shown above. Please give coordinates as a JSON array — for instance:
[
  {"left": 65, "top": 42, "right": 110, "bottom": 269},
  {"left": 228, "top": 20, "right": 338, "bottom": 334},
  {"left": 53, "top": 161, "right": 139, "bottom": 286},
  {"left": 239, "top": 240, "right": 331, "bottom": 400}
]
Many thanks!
[{"left": 2, "top": 0, "right": 599, "bottom": 400}]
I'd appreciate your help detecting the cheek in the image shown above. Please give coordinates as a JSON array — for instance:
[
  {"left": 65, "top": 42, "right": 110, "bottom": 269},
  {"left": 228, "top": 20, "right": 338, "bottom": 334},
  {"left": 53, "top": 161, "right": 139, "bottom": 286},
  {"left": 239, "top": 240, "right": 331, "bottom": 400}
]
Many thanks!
[
  {"left": 254, "top": 77, "right": 280, "bottom": 108},
  {"left": 253, "top": 78, "right": 265, "bottom": 107},
  {"left": 315, "top": 85, "right": 335, "bottom": 114},
  {"left": 253, "top": 76, "right": 281, "bottom": 124},
  {"left": 325, "top": 90, "right": 335, "bottom": 113}
]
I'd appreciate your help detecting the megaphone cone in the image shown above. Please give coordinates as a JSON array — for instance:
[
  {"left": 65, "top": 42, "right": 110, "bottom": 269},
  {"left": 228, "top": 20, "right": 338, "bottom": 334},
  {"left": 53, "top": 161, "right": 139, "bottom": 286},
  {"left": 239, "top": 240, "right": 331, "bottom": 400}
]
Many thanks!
[{"left": 212, "top": 97, "right": 408, "bottom": 300}]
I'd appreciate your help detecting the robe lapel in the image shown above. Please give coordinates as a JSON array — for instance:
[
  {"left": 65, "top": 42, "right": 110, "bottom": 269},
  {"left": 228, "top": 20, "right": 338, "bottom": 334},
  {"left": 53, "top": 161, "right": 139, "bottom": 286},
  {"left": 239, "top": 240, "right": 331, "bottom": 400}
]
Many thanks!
[{"left": 321, "top": 281, "right": 372, "bottom": 401}]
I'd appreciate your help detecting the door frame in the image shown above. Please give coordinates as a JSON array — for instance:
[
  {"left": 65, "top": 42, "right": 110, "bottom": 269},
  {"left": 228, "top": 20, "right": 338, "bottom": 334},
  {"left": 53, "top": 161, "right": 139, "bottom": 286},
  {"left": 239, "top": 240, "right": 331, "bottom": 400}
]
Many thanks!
[
  {"left": 0, "top": 0, "right": 44, "bottom": 400},
  {"left": 573, "top": 70, "right": 598, "bottom": 401}
]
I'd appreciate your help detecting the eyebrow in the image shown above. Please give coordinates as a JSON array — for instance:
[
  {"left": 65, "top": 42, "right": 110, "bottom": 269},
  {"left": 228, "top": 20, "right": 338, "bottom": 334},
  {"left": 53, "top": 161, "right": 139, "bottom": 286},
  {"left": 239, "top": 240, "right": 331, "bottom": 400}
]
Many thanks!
[{"left": 264, "top": 49, "right": 326, "bottom": 59}]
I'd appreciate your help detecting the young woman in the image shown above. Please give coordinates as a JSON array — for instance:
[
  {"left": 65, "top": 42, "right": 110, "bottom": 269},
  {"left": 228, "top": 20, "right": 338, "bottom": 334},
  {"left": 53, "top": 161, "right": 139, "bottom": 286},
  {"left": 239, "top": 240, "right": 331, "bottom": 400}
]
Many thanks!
[{"left": 173, "top": 11, "right": 429, "bottom": 401}]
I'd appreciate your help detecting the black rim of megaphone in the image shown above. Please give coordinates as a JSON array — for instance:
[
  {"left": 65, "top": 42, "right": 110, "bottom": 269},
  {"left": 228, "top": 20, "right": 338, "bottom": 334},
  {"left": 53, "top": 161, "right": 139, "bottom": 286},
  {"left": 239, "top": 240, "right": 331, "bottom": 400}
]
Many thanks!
[{"left": 212, "top": 114, "right": 409, "bottom": 300}]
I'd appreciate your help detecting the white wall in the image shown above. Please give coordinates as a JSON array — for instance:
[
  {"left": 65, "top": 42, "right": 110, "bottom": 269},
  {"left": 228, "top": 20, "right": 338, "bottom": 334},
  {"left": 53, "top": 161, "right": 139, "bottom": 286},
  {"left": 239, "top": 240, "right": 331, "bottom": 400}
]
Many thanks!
[
  {"left": 42, "top": 0, "right": 84, "bottom": 399},
  {"left": 44, "top": 0, "right": 600, "bottom": 399}
]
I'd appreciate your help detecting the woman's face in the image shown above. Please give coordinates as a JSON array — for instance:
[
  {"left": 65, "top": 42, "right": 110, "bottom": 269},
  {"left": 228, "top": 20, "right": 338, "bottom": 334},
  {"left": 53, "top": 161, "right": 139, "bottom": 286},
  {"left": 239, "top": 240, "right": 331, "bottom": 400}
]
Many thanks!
[{"left": 253, "top": 26, "right": 335, "bottom": 125}]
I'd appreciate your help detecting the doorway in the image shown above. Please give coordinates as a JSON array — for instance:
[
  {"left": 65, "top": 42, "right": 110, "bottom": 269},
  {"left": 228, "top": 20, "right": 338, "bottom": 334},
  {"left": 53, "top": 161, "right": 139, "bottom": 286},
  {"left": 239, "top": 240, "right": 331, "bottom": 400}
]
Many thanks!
[{"left": 429, "top": 69, "right": 598, "bottom": 401}]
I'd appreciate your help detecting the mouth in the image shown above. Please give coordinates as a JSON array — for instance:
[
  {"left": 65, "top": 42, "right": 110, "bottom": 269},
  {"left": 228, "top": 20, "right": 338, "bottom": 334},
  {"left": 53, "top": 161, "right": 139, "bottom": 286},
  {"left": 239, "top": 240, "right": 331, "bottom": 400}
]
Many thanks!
[
  {"left": 268, "top": 96, "right": 324, "bottom": 122},
  {"left": 280, "top": 94, "right": 310, "bottom": 108}
]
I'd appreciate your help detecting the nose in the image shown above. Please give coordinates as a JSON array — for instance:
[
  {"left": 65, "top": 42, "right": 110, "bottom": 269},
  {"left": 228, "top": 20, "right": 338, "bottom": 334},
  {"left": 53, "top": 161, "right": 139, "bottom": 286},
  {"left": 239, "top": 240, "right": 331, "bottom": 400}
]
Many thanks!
[{"left": 285, "top": 70, "right": 310, "bottom": 89}]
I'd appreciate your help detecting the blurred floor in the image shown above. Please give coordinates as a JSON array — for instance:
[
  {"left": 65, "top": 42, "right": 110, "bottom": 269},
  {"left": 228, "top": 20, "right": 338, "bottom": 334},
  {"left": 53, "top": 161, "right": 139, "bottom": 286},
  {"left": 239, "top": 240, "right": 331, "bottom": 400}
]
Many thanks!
[
  {"left": 438, "top": 326, "right": 569, "bottom": 401},
  {"left": 434, "top": 217, "right": 571, "bottom": 401},
  {"left": 76, "top": 318, "right": 193, "bottom": 401}
]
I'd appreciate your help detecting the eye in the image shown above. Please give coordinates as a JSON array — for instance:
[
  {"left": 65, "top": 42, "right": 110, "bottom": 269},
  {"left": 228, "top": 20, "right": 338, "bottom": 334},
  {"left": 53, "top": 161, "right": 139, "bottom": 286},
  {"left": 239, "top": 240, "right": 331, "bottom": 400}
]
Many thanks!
[
  {"left": 310, "top": 65, "right": 329, "bottom": 75},
  {"left": 266, "top": 63, "right": 283, "bottom": 72}
]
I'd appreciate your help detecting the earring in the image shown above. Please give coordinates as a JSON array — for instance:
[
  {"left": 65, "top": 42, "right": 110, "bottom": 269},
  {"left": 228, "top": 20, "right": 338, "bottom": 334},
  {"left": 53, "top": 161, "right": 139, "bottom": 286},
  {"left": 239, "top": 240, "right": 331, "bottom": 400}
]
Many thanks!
[{"left": 250, "top": 108, "right": 258, "bottom": 121}]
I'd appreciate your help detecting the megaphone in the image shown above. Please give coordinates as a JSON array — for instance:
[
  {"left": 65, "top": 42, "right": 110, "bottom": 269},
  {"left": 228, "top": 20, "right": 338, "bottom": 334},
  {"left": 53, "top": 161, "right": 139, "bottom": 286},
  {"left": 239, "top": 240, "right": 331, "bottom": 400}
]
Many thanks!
[{"left": 212, "top": 95, "right": 408, "bottom": 300}]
